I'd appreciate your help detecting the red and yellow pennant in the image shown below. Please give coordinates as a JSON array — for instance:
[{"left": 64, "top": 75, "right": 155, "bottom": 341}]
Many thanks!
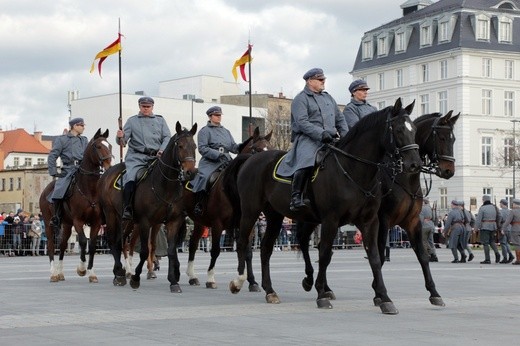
[
  {"left": 90, "top": 34, "right": 122, "bottom": 77},
  {"left": 232, "top": 44, "right": 252, "bottom": 82}
]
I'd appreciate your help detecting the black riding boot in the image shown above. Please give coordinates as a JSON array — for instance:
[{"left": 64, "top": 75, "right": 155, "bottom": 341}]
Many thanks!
[
  {"left": 194, "top": 190, "right": 207, "bottom": 216},
  {"left": 50, "top": 199, "right": 63, "bottom": 228},
  {"left": 289, "top": 168, "right": 311, "bottom": 211},
  {"left": 122, "top": 181, "right": 135, "bottom": 220}
]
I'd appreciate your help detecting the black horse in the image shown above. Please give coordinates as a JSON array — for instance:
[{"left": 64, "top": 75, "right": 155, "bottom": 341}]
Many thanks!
[
  {"left": 297, "top": 110, "right": 459, "bottom": 314},
  {"left": 98, "top": 122, "right": 197, "bottom": 292},
  {"left": 228, "top": 98, "right": 422, "bottom": 313}
]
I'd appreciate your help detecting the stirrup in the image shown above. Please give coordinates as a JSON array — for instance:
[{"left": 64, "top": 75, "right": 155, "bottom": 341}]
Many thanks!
[
  {"left": 194, "top": 203, "right": 203, "bottom": 216},
  {"left": 122, "top": 206, "right": 133, "bottom": 220},
  {"left": 50, "top": 216, "right": 61, "bottom": 228}
]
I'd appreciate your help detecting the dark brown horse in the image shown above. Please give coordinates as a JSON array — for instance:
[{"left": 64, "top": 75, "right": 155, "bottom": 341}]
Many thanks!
[
  {"left": 98, "top": 122, "right": 197, "bottom": 292},
  {"left": 39, "top": 129, "right": 112, "bottom": 283},
  {"left": 297, "top": 111, "right": 459, "bottom": 314},
  {"left": 184, "top": 127, "right": 273, "bottom": 290},
  {"left": 228, "top": 98, "right": 422, "bottom": 313}
]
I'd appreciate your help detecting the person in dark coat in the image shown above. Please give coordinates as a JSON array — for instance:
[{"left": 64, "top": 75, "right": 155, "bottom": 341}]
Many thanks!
[
  {"left": 47, "top": 117, "right": 89, "bottom": 227},
  {"left": 276, "top": 68, "right": 348, "bottom": 211}
]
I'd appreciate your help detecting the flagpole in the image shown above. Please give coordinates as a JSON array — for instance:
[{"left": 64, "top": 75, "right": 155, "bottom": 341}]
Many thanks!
[
  {"left": 117, "top": 18, "right": 123, "bottom": 163},
  {"left": 247, "top": 42, "right": 252, "bottom": 136}
]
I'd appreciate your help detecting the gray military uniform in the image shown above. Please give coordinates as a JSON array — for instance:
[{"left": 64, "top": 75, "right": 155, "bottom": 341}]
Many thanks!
[
  {"left": 116, "top": 113, "right": 171, "bottom": 184},
  {"left": 502, "top": 208, "right": 520, "bottom": 246},
  {"left": 276, "top": 86, "right": 348, "bottom": 177},
  {"left": 342, "top": 98, "right": 378, "bottom": 129},
  {"left": 443, "top": 207, "right": 465, "bottom": 250},
  {"left": 475, "top": 201, "right": 501, "bottom": 262},
  {"left": 48, "top": 132, "right": 88, "bottom": 200},
  {"left": 190, "top": 122, "right": 239, "bottom": 192},
  {"left": 420, "top": 203, "right": 436, "bottom": 256}
]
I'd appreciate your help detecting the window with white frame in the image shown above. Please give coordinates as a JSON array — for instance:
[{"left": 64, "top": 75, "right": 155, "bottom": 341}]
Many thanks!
[
  {"left": 396, "top": 69, "right": 403, "bottom": 87},
  {"left": 24, "top": 158, "right": 32, "bottom": 166},
  {"left": 504, "top": 137, "right": 514, "bottom": 166},
  {"left": 362, "top": 40, "right": 373, "bottom": 60},
  {"left": 421, "top": 64, "right": 429, "bottom": 82},
  {"left": 499, "top": 19, "right": 513, "bottom": 43},
  {"left": 477, "top": 18, "right": 490, "bottom": 40},
  {"left": 438, "top": 91, "right": 448, "bottom": 114},
  {"left": 377, "top": 36, "right": 387, "bottom": 56},
  {"left": 506, "top": 189, "right": 513, "bottom": 206},
  {"left": 13, "top": 157, "right": 19, "bottom": 167},
  {"left": 440, "top": 60, "right": 448, "bottom": 79},
  {"left": 481, "top": 136, "right": 492, "bottom": 166},
  {"left": 439, "top": 21, "right": 449, "bottom": 42},
  {"left": 483, "top": 187, "right": 492, "bottom": 197},
  {"left": 505, "top": 91, "right": 514, "bottom": 116},
  {"left": 17, "top": 177, "right": 21, "bottom": 190},
  {"left": 482, "top": 89, "right": 492, "bottom": 115},
  {"left": 377, "top": 101, "right": 386, "bottom": 110},
  {"left": 395, "top": 31, "right": 405, "bottom": 52},
  {"left": 37, "top": 158, "right": 45, "bottom": 165},
  {"left": 420, "top": 25, "right": 432, "bottom": 46},
  {"left": 505, "top": 60, "right": 514, "bottom": 79},
  {"left": 420, "top": 94, "right": 429, "bottom": 114},
  {"left": 439, "top": 187, "right": 448, "bottom": 210},
  {"left": 378, "top": 73, "right": 385, "bottom": 90},
  {"left": 482, "top": 58, "right": 492, "bottom": 77}
]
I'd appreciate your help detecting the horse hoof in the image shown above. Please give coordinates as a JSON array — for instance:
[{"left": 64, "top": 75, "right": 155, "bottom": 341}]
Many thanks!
[
  {"left": 130, "top": 277, "right": 140, "bottom": 289},
  {"left": 373, "top": 297, "right": 383, "bottom": 306},
  {"left": 380, "top": 302, "right": 399, "bottom": 315},
  {"left": 429, "top": 296, "right": 445, "bottom": 307},
  {"left": 77, "top": 268, "right": 87, "bottom": 277},
  {"left": 50, "top": 275, "right": 60, "bottom": 283},
  {"left": 265, "top": 293, "right": 280, "bottom": 304},
  {"left": 89, "top": 276, "right": 99, "bottom": 283},
  {"left": 113, "top": 276, "right": 127, "bottom": 287},
  {"left": 249, "top": 283, "right": 261, "bottom": 292},
  {"left": 170, "top": 284, "right": 182, "bottom": 293},
  {"left": 229, "top": 281, "right": 241, "bottom": 294},
  {"left": 206, "top": 282, "right": 217, "bottom": 289},
  {"left": 317, "top": 298, "right": 333, "bottom": 309},
  {"left": 302, "top": 277, "right": 313, "bottom": 292},
  {"left": 58, "top": 274, "right": 65, "bottom": 281},
  {"left": 147, "top": 272, "right": 157, "bottom": 280},
  {"left": 189, "top": 278, "right": 200, "bottom": 286},
  {"left": 324, "top": 291, "right": 336, "bottom": 300}
]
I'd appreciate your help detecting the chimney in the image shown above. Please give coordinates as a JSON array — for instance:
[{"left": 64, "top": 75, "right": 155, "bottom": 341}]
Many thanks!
[
  {"left": 34, "top": 131, "right": 43, "bottom": 142},
  {"left": 278, "top": 92, "right": 285, "bottom": 99},
  {"left": 400, "top": 0, "right": 433, "bottom": 16}
]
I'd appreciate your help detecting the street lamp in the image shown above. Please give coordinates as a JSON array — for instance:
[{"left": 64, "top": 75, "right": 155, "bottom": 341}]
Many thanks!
[
  {"left": 191, "top": 98, "right": 204, "bottom": 126},
  {"left": 511, "top": 119, "right": 520, "bottom": 198}
]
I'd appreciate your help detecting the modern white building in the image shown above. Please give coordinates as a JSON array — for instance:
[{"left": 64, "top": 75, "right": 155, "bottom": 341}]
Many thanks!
[
  {"left": 351, "top": 0, "right": 520, "bottom": 214},
  {"left": 70, "top": 75, "right": 267, "bottom": 161}
]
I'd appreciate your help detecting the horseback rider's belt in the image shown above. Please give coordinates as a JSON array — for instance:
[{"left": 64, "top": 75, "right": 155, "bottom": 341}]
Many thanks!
[{"left": 136, "top": 148, "right": 158, "bottom": 156}]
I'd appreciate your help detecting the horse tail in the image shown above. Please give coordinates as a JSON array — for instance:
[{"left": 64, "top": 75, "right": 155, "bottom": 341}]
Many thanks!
[{"left": 222, "top": 153, "right": 253, "bottom": 228}]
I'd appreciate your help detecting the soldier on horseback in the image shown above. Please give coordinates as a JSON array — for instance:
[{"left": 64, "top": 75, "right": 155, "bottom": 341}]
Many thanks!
[
  {"left": 276, "top": 68, "right": 348, "bottom": 211},
  {"left": 116, "top": 96, "right": 172, "bottom": 220},
  {"left": 48, "top": 117, "right": 88, "bottom": 228}
]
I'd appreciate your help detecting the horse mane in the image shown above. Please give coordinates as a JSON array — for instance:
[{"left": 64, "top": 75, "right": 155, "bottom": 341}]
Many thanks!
[
  {"left": 338, "top": 106, "right": 391, "bottom": 147},
  {"left": 414, "top": 112, "right": 441, "bottom": 124}
]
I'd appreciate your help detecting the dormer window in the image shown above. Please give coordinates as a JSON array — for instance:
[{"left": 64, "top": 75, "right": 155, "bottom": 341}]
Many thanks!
[
  {"left": 376, "top": 32, "right": 392, "bottom": 57},
  {"left": 437, "top": 13, "right": 457, "bottom": 44},
  {"left": 362, "top": 37, "right": 373, "bottom": 61},
  {"left": 472, "top": 14, "right": 491, "bottom": 41},
  {"left": 394, "top": 25, "right": 412, "bottom": 54},
  {"left": 496, "top": 16, "right": 513, "bottom": 43},
  {"left": 420, "top": 20, "right": 435, "bottom": 47}
]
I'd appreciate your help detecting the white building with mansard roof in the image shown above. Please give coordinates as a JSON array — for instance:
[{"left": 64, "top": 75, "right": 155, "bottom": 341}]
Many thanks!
[{"left": 350, "top": 0, "right": 520, "bottom": 214}]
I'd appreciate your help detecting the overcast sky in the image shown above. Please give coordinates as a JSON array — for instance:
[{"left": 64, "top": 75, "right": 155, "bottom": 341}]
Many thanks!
[{"left": 0, "top": 0, "right": 409, "bottom": 135}]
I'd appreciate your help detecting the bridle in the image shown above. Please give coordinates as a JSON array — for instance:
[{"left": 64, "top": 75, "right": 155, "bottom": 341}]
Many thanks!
[
  {"left": 420, "top": 117, "right": 455, "bottom": 175},
  {"left": 78, "top": 138, "right": 113, "bottom": 176}
]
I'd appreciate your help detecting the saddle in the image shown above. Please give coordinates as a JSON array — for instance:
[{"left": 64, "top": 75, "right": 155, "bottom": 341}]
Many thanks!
[
  {"left": 273, "top": 149, "right": 326, "bottom": 184},
  {"left": 112, "top": 159, "right": 158, "bottom": 190}
]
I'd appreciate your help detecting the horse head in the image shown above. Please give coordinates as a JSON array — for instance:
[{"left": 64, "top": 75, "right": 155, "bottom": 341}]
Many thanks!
[
  {"left": 83, "top": 128, "right": 113, "bottom": 174},
  {"left": 172, "top": 121, "right": 198, "bottom": 181},
  {"left": 239, "top": 127, "right": 274, "bottom": 154},
  {"left": 386, "top": 98, "right": 422, "bottom": 174},
  {"left": 416, "top": 111, "right": 459, "bottom": 179}
]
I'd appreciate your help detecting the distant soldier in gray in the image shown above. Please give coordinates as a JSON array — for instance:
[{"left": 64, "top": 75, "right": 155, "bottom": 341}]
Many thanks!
[
  {"left": 443, "top": 200, "right": 466, "bottom": 263},
  {"left": 191, "top": 106, "right": 241, "bottom": 215},
  {"left": 116, "top": 96, "right": 172, "bottom": 219},
  {"left": 498, "top": 199, "right": 515, "bottom": 263},
  {"left": 475, "top": 195, "right": 501, "bottom": 264},
  {"left": 47, "top": 117, "right": 88, "bottom": 228},
  {"left": 459, "top": 201, "right": 475, "bottom": 262},
  {"left": 420, "top": 197, "right": 438, "bottom": 262},
  {"left": 276, "top": 68, "right": 348, "bottom": 211},
  {"left": 342, "top": 79, "right": 378, "bottom": 129},
  {"left": 501, "top": 198, "right": 520, "bottom": 265}
]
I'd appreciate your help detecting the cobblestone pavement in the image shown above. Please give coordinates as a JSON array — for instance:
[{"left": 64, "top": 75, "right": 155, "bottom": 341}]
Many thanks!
[{"left": 1, "top": 247, "right": 518, "bottom": 345}]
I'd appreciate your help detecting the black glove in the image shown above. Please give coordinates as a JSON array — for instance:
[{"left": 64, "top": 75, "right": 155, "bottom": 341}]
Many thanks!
[
  {"left": 321, "top": 131, "right": 333, "bottom": 144},
  {"left": 53, "top": 172, "right": 66, "bottom": 178}
]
